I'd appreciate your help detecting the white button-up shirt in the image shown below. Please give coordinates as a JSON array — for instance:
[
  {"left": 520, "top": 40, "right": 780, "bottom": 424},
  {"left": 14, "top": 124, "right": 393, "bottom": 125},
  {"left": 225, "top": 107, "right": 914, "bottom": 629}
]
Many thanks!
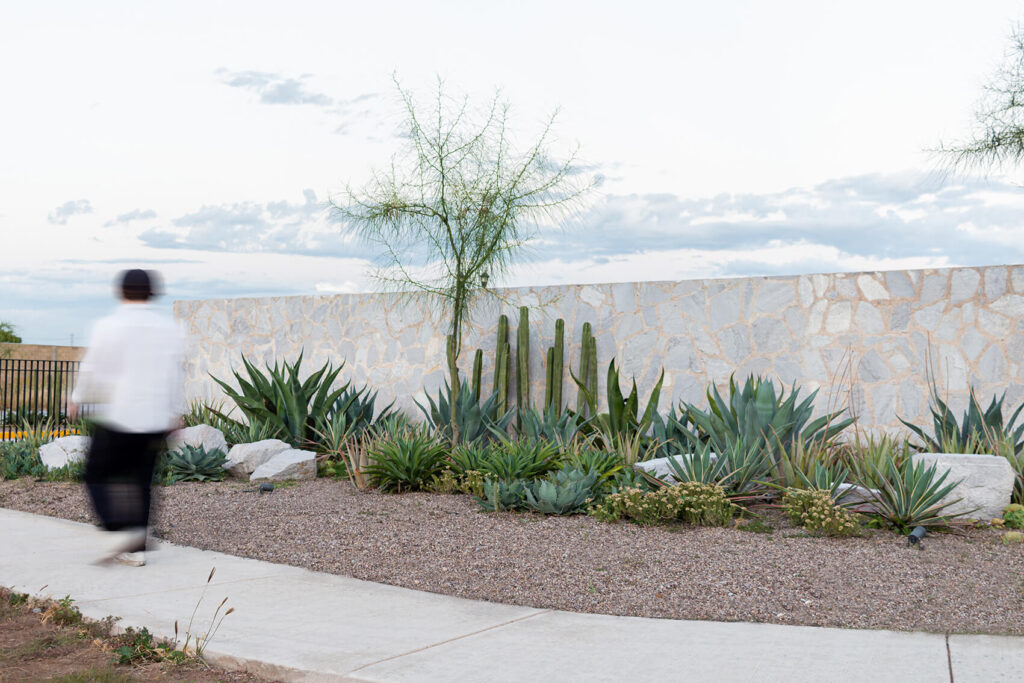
[{"left": 72, "top": 303, "right": 186, "bottom": 433}]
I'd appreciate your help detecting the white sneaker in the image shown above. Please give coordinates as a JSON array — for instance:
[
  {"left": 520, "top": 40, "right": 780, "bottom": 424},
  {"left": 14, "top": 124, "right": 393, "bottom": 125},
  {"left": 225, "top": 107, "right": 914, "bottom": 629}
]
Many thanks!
[{"left": 115, "top": 551, "right": 145, "bottom": 567}]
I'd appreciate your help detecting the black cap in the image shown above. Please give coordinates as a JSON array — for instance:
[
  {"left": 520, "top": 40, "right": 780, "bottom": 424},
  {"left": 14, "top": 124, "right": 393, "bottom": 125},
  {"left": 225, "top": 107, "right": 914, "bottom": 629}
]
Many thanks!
[{"left": 120, "top": 269, "right": 159, "bottom": 301}]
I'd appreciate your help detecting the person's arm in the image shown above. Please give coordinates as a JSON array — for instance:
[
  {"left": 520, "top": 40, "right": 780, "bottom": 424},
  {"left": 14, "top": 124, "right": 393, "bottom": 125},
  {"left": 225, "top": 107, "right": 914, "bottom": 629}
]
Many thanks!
[{"left": 70, "top": 318, "right": 116, "bottom": 409}]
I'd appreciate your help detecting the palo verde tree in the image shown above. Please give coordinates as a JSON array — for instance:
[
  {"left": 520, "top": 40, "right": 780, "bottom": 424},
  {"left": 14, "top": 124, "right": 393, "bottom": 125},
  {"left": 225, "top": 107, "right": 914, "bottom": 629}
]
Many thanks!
[
  {"left": 331, "top": 78, "right": 593, "bottom": 444},
  {"left": 941, "top": 24, "right": 1024, "bottom": 172}
]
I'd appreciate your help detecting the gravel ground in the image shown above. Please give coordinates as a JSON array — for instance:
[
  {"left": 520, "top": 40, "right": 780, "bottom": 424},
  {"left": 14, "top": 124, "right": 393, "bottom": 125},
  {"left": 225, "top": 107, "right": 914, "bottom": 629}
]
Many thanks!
[{"left": 2, "top": 478, "right": 1023, "bottom": 635}]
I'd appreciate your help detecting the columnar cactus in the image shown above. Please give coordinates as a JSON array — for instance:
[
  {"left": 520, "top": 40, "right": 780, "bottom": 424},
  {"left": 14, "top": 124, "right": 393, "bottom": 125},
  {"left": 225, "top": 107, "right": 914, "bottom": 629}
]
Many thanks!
[
  {"left": 494, "top": 314, "right": 510, "bottom": 413},
  {"left": 517, "top": 306, "right": 530, "bottom": 419}
]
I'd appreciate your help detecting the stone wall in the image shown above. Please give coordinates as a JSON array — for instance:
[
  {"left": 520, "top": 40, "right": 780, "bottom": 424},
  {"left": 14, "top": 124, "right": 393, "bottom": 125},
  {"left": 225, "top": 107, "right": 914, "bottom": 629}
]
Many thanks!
[{"left": 173, "top": 265, "right": 1024, "bottom": 432}]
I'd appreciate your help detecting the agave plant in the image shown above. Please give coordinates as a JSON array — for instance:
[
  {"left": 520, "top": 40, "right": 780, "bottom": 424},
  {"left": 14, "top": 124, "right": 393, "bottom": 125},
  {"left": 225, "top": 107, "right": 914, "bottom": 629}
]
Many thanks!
[
  {"left": 899, "top": 385, "right": 1024, "bottom": 456},
  {"left": 418, "top": 381, "right": 514, "bottom": 445},
  {"left": 659, "top": 442, "right": 729, "bottom": 487},
  {"left": 328, "top": 385, "right": 393, "bottom": 438},
  {"left": 476, "top": 438, "right": 560, "bottom": 481},
  {"left": 476, "top": 478, "right": 528, "bottom": 511},
  {"left": 159, "top": 445, "right": 228, "bottom": 485},
  {"left": 684, "top": 374, "right": 853, "bottom": 460},
  {"left": 363, "top": 431, "right": 448, "bottom": 492},
  {"left": 868, "top": 456, "right": 965, "bottom": 530},
  {"left": 211, "top": 352, "right": 349, "bottom": 447},
  {"left": 649, "top": 404, "right": 697, "bottom": 457},
  {"left": 572, "top": 360, "right": 664, "bottom": 445},
  {"left": 518, "top": 405, "right": 591, "bottom": 447},
  {"left": 0, "top": 440, "right": 46, "bottom": 480},
  {"left": 522, "top": 467, "right": 599, "bottom": 515},
  {"left": 563, "top": 445, "right": 623, "bottom": 482}
]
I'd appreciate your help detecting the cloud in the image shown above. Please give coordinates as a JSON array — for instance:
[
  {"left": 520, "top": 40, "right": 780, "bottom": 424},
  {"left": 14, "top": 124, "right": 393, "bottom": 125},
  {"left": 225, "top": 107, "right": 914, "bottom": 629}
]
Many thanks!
[
  {"left": 133, "top": 171, "right": 1024, "bottom": 288},
  {"left": 217, "top": 69, "right": 333, "bottom": 106},
  {"left": 138, "top": 189, "right": 376, "bottom": 259},
  {"left": 104, "top": 208, "right": 157, "bottom": 226},
  {"left": 532, "top": 171, "right": 1024, "bottom": 279},
  {"left": 47, "top": 199, "right": 93, "bottom": 225}
]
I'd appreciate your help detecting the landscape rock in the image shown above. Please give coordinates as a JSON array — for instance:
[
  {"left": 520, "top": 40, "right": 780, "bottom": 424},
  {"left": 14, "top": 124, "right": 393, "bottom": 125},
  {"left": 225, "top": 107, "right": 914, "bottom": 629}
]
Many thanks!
[
  {"left": 836, "top": 483, "right": 879, "bottom": 512},
  {"left": 167, "top": 425, "right": 227, "bottom": 456},
  {"left": 911, "top": 452, "right": 1015, "bottom": 520},
  {"left": 224, "top": 439, "right": 293, "bottom": 478},
  {"left": 634, "top": 453, "right": 717, "bottom": 484},
  {"left": 250, "top": 449, "right": 317, "bottom": 482},
  {"left": 38, "top": 436, "right": 90, "bottom": 470}
]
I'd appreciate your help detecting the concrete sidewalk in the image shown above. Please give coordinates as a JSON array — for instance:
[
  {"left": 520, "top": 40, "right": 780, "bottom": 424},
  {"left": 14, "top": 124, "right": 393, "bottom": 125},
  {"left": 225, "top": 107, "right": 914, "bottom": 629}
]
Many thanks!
[{"left": 1, "top": 508, "right": 1021, "bottom": 683}]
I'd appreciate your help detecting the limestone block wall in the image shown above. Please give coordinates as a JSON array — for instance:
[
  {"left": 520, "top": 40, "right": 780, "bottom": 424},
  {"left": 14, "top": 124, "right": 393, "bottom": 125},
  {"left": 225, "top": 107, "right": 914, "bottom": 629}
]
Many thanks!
[{"left": 173, "top": 264, "right": 1024, "bottom": 432}]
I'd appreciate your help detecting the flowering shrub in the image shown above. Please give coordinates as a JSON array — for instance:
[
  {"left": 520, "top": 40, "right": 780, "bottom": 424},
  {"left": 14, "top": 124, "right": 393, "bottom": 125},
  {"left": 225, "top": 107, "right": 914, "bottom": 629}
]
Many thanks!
[
  {"left": 588, "top": 482, "right": 732, "bottom": 527},
  {"left": 782, "top": 488, "right": 859, "bottom": 536}
]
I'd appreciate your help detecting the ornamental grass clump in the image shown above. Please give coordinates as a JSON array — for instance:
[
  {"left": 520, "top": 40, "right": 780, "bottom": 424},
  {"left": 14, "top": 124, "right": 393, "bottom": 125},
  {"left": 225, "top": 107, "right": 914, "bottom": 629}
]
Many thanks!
[{"left": 782, "top": 488, "right": 860, "bottom": 536}]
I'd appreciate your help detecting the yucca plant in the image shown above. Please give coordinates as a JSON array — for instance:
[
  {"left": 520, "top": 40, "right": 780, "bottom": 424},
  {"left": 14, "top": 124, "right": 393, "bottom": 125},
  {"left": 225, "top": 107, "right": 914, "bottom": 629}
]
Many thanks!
[
  {"left": 772, "top": 435, "right": 843, "bottom": 490},
  {"left": 900, "top": 384, "right": 1024, "bottom": 456},
  {"left": 210, "top": 352, "right": 349, "bottom": 447},
  {"left": 838, "top": 432, "right": 913, "bottom": 490},
  {"left": 684, "top": 374, "right": 853, "bottom": 460},
  {"left": 159, "top": 445, "right": 228, "bottom": 485},
  {"left": 363, "top": 432, "right": 448, "bottom": 492},
  {"left": 17, "top": 416, "right": 58, "bottom": 450},
  {"left": 868, "top": 456, "right": 966, "bottom": 530},
  {"left": 418, "top": 381, "right": 514, "bottom": 445}
]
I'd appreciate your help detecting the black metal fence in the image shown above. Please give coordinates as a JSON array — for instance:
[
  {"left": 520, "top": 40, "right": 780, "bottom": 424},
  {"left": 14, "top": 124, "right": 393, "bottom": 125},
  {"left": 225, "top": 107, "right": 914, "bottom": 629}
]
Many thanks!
[{"left": 0, "top": 359, "right": 82, "bottom": 429}]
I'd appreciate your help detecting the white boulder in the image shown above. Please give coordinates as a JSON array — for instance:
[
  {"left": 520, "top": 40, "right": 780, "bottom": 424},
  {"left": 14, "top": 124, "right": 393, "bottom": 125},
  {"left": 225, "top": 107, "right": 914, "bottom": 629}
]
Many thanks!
[
  {"left": 250, "top": 449, "right": 317, "bottom": 482},
  {"left": 167, "top": 425, "right": 227, "bottom": 456},
  {"left": 634, "top": 453, "right": 717, "bottom": 484},
  {"left": 38, "top": 436, "right": 91, "bottom": 470},
  {"left": 224, "top": 439, "right": 292, "bottom": 479},
  {"left": 910, "top": 452, "right": 1015, "bottom": 520}
]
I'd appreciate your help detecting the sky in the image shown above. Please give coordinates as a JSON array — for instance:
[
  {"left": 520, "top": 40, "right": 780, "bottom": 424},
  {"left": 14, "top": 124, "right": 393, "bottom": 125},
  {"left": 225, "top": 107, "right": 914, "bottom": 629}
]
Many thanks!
[{"left": 3, "top": 1, "right": 1024, "bottom": 344}]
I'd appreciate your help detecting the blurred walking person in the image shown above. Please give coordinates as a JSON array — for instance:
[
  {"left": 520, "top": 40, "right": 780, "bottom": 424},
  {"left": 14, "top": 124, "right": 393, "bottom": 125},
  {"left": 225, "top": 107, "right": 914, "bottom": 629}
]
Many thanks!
[{"left": 70, "top": 269, "right": 185, "bottom": 566}]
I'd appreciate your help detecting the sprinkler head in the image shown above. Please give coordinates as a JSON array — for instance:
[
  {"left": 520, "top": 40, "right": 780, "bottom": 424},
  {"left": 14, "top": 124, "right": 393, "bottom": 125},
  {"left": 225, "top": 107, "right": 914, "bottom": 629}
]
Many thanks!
[
  {"left": 259, "top": 483, "right": 274, "bottom": 493},
  {"left": 907, "top": 526, "right": 926, "bottom": 546}
]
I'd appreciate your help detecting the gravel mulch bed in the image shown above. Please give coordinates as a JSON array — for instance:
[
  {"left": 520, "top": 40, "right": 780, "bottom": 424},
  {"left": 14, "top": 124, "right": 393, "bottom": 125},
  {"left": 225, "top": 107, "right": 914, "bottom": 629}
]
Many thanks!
[{"left": 3, "top": 478, "right": 1023, "bottom": 635}]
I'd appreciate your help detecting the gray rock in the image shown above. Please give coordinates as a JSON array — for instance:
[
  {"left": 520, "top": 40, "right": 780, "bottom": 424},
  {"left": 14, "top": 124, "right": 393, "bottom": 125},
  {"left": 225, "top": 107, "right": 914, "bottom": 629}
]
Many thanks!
[
  {"left": 167, "top": 425, "right": 228, "bottom": 456},
  {"left": 225, "top": 439, "right": 293, "bottom": 478},
  {"left": 754, "top": 281, "right": 795, "bottom": 313},
  {"left": 38, "top": 436, "right": 90, "bottom": 470},
  {"left": 251, "top": 449, "right": 318, "bottom": 482},
  {"left": 634, "top": 453, "right": 718, "bottom": 484},
  {"left": 910, "top": 452, "right": 1015, "bottom": 520},
  {"left": 950, "top": 269, "right": 981, "bottom": 302},
  {"left": 836, "top": 483, "right": 880, "bottom": 512},
  {"left": 885, "top": 271, "right": 915, "bottom": 298}
]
